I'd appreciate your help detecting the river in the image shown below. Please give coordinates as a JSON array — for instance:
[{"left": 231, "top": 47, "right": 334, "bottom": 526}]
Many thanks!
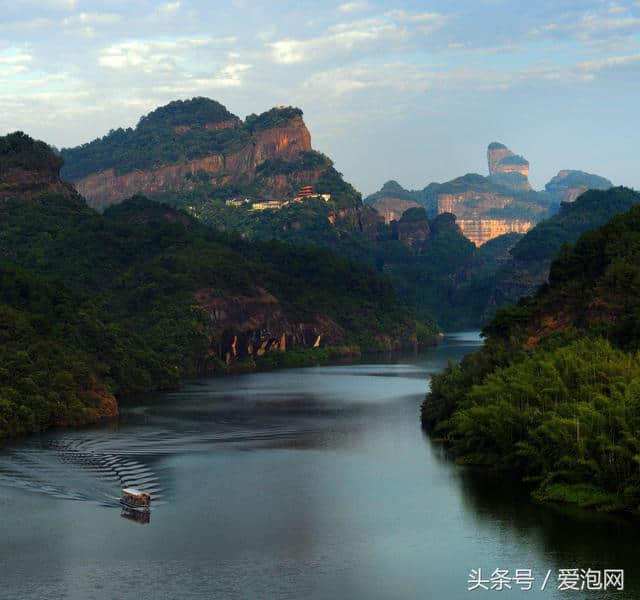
[{"left": 0, "top": 332, "right": 638, "bottom": 599}]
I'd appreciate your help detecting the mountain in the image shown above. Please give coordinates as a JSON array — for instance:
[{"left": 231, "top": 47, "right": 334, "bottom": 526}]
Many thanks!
[
  {"left": 486, "top": 187, "right": 640, "bottom": 314},
  {"left": 59, "top": 98, "right": 492, "bottom": 328},
  {"left": 364, "top": 180, "right": 426, "bottom": 223},
  {"left": 60, "top": 97, "right": 357, "bottom": 211},
  {"left": 366, "top": 144, "right": 554, "bottom": 246},
  {"left": 422, "top": 193, "right": 640, "bottom": 511},
  {"left": 365, "top": 142, "right": 613, "bottom": 247},
  {"left": 545, "top": 169, "right": 612, "bottom": 203},
  {"left": 0, "top": 132, "right": 425, "bottom": 439},
  {"left": 58, "top": 99, "right": 621, "bottom": 332}
]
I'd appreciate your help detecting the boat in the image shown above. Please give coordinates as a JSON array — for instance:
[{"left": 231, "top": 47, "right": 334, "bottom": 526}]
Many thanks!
[{"left": 119, "top": 488, "right": 151, "bottom": 511}]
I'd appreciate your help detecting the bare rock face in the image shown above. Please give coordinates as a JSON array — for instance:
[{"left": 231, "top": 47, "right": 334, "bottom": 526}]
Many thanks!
[
  {"left": 74, "top": 115, "right": 313, "bottom": 210},
  {"left": 487, "top": 142, "right": 531, "bottom": 189},
  {"left": 456, "top": 218, "right": 534, "bottom": 246},
  {"left": 195, "top": 287, "right": 346, "bottom": 364},
  {"left": 487, "top": 142, "right": 513, "bottom": 175},
  {"left": 433, "top": 172, "right": 539, "bottom": 246}
]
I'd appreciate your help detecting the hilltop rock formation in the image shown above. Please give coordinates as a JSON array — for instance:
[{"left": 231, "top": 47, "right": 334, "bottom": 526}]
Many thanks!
[
  {"left": 0, "top": 131, "right": 78, "bottom": 202},
  {"left": 545, "top": 169, "right": 612, "bottom": 203},
  {"left": 487, "top": 142, "right": 532, "bottom": 191},
  {"left": 367, "top": 142, "right": 612, "bottom": 248},
  {"left": 61, "top": 99, "right": 321, "bottom": 210},
  {"left": 367, "top": 171, "right": 540, "bottom": 246},
  {"left": 430, "top": 173, "right": 538, "bottom": 245},
  {"left": 487, "top": 142, "right": 529, "bottom": 177}
]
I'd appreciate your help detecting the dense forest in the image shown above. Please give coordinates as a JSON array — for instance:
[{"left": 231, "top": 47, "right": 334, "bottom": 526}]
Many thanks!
[
  {"left": 422, "top": 190, "right": 640, "bottom": 512},
  {"left": 0, "top": 134, "right": 426, "bottom": 439},
  {"left": 486, "top": 187, "right": 640, "bottom": 313}
]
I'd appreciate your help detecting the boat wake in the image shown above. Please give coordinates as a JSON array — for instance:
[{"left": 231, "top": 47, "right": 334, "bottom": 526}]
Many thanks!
[{"left": 0, "top": 435, "right": 164, "bottom": 507}]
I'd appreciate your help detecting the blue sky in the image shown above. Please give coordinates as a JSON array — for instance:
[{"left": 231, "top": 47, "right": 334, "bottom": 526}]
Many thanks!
[{"left": 1, "top": 0, "right": 639, "bottom": 194}]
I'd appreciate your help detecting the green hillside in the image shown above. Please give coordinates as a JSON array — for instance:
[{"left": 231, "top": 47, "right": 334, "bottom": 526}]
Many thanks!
[
  {"left": 422, "top": 197, "right": 640, "bottom": 512},
  {"left": 0, "top": 133, "right": 425, "bottom": 439},
  {"left": 487, "top": 187, "right": 640, "bottom": 314}
]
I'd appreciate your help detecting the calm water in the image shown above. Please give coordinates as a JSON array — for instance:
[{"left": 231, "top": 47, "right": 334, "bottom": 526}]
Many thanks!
[{"left": 1, "top": 332, "right": 638, "bottom": 599}]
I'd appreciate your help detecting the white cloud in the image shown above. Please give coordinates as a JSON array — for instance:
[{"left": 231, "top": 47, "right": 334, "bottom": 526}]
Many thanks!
[
  {"left": 338, "top": 1, "right": 369, "bottom": 13},
  {"left": 158, "top": 2, "right": 181, "bottom": 14},
  {"left": 303, "top": 63, "right": 428, "bottom": 96},
  {"left": 579, "top": 52, "right": 640, "bottom": 71},
  {"left": 98, "top": 38, "right": 214, "bottom": 72},
  {"left": 61, "top": 12, "right": 122, "bottom": 27},
  {"left": 530, "top": 7, "right": 640, "bottom": 40},
  {"left": 0, "top": 48, "right": 33, "bottom": 65},
  {"left": 268, "top": 10, "right": 447, "bottom": 64},
  {"left": 33, "top": 0, "right": 78, "bottom": 9}
]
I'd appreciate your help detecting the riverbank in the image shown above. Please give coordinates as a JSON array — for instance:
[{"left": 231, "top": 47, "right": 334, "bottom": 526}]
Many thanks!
[{"left": 4, "top": 336, "right": 640, "bottom": 600}]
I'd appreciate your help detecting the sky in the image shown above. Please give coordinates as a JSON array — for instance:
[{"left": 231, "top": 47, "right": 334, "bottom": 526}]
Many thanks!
[{"left": 1, "top": 0, "right": 639, "bottom": 195}]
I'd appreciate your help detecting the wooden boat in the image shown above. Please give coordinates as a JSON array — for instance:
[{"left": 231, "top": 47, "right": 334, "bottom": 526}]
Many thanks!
[{"left": 119, "top": 488, "right": 151, "bottom": 511}]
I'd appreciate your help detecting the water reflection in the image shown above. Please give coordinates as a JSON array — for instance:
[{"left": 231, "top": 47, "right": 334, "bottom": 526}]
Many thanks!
[
  {"left": 120, "top": 506, "right": 151, "bottom": 524},
  {"left": 1, "top": 333, "right": 636, "bottom": 600}
]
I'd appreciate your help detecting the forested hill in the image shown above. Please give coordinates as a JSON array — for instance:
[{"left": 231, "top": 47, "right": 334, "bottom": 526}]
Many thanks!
[
  {"left": 486, "top": 187, "right": 640, "bottom": 314},
  {"left": 59, "top": 97, "right": 362, "bottom": 211},
  {"left": 422, "top": 193, "right": 640, "bottom": 512},
  {"left": 0, "top": 133, "right": 426, "bottom": 439}
]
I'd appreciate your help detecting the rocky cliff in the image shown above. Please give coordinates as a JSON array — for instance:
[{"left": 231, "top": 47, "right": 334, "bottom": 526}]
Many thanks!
[
  {"left": 367, "top": 140, "right": 618, "bottom": 248},
  {"left": 68, "top": 109, "right": 313, "bottom": 210},
  {"left": 196, "top": 287, "right": 350, "bottom": 366},
  {"left": 455, "top": 218, "right": 534, "bottom": 246},
  {"left": 487, "top": 141, "right": 530, "bottom": 177}
]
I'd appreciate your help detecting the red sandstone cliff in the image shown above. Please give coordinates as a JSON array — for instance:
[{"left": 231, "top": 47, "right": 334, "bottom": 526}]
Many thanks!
[
  {"left": 487, "top": 142, "right": 529, "bottom": 178},
  {"left": 73, "top": 115, "right": 313, "bottom": 210}
]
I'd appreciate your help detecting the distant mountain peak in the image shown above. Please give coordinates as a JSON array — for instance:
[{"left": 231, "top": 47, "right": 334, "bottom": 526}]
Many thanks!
[
  {"left": 487, "top": 142, "right": 529, "bottom": 180},
  {"left": 545, "top": 169, "right": 612, "bottom": 202}
]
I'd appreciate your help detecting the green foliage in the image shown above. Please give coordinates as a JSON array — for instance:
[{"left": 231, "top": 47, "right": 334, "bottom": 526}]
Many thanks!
[
  {"left": 447, "top": 338, "right": 640, "bottom": 510},
  {"left": 59, "top": 99, "right": 304, "bottom": 181},
  {"left": 0, "top": 132, "right": 62, "bottom": 173},
  {"left": 313, "top": 166, "right": 362, "bottom": 208},
  {"left": 255, "top": 151, "right": 330, "bottom": 177},
  {"left": 424, "top": 199, "right": 640, "bottom": 511},
  {"left": 484, "top": 187, "right": 640, "bottom": 320},
  {"left": 254, "top": 347, "right": 348, "bottom": 370},
  {"left": 244, "top": 106, "right": 303, "bottom": 132},
  {"left": 399, "top": 207, "right": 427, "bottom": 222},
  {"left": 0, "top": 186, "right": 417, "bottom": 438},
  {"left": 511, "top": 187, "right": 640, "bottom": 264},
  {"left": 137, "top": 97, "right": 235, "bottom": 130}
]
